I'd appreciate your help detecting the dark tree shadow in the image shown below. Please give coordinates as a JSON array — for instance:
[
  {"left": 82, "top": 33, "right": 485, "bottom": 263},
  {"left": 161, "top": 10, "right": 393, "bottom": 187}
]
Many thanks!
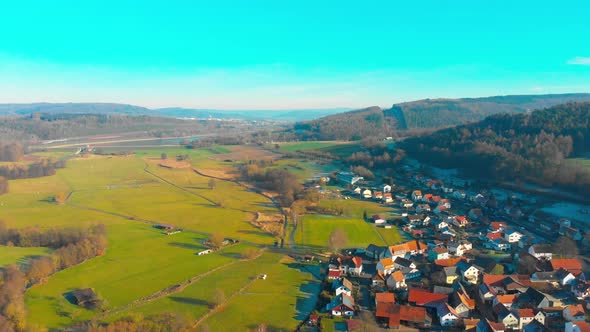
[
  {"left": 168, "top": 242, "right": 204, "bottom": 251},
  {"left": 169, "top": 296, "right": 211, "bottom": 307}
]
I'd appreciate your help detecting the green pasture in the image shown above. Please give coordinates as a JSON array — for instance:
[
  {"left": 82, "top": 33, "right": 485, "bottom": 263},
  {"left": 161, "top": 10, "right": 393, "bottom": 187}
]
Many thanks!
[{"left": 0, "top": 246, "right": 51, "bottom": 267}]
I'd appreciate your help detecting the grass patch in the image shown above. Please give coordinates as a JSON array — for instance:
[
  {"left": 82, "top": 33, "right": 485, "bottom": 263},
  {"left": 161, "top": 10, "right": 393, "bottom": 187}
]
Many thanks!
[{"left": 0, "top": 246, "right": 51, "bottom": 267}]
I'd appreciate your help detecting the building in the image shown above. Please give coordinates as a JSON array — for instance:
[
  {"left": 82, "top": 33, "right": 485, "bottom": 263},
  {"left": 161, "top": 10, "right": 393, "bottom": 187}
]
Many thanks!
[
  {"left": 437, "top": 303, "right": 461, "bottom": 327},
  {"left": 337, "top": 172, "right": 364, "bottom": 185},
  {"left": 332, "top": 277, "right": 353, "bottom": 297},
  {"left": 505, "top": 229, "right": 524, "bottom": 243},
  {"left": 326, "top": 293, "right": 355, "bottom": 316},
  {"left": 528, "top": 244, "right": 553, "bottom": 261}
]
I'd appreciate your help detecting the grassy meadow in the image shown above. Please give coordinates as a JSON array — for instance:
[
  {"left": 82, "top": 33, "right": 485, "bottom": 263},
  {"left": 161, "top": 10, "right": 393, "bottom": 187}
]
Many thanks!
[
  {"left": 0, "top": 144, "right": 403, "bottom": 329},
  {"left": 0, "top": 246, "right": 51, "bottom": 267}
]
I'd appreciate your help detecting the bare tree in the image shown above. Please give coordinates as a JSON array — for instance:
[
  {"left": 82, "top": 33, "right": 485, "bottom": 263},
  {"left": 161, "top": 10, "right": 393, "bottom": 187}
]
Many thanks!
[
  {"left": 54, "top": 192, "right": 67, "bottom": 205},
  {"left": 212, "top": 288, "right": 226, "bottom": 308},
  {"left": 209, "top": 232, "right": 225, "bottom": 249},
  {"left": 328, "top": 228, "right": 348, "bottom": 253},
  {"left": 208, "top": 179, "right": 216, "bottom": 190},
  {"left": 554, "top": 236, "right": 579, "bottom": 258}
]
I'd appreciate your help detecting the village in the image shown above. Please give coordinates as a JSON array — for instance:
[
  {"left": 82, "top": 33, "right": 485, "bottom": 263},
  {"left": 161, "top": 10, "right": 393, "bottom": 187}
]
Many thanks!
[{"left": 308, "top": 164, "right": 590, "bottom": 332}]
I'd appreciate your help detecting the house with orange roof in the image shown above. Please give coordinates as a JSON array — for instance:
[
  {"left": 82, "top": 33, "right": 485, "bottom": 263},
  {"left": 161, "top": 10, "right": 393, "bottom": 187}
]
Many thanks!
[
  {"left": 437, "top": 303, "right": 461, "bottom": 327},
  {"left": 375, "top": 304, "right": 431, "bottom": 329},
  {"left": 452, "top": 289, "right": 475, "bottom": 317},
  {"left": 373, "top": 191, "right": 383, "bottom": 200},
  {"left": 564, "top": 304, "right": 586, "bottom": 322},
  {"left": 435, "top": 257, "right": 464, "bottom": 267},
  {"left": 565, "top": 321, "right": 590, "bottom": 332},
  {"left": 493, "top": 294, "right": 517, "bottom": 310},
  {"left": 411, "top": 190, "right": 423, "bottom": 202},
  {"left": 377, "top": 257, "right": 396, "bottom": 275},
  {"left": 551, "top": 258, "right": 583, "bottom": 275},
  {"left": 375, "top": 292, "right": 395, "bottom": 306},
  {"left": 516, "top": 309, "right": 535, "bottom": 330},
  {"left": 382, "top": 192, "right": 393, "bottom": 203},
  {"left": 388, "top": 240, "right": 427, "bottom": 259},
  {"left": 408, "top": 288, "right": 448, "bottom": 308},
  {"left": 386, "top": 270, "right": 407, "bottom": 290}
]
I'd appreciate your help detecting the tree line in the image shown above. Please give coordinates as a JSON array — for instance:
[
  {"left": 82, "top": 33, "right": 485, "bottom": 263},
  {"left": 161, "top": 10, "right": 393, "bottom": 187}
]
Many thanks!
[
  {"left": 239, "top": 162, "right": 301, "bottom": 206},
  {"left": 0, "top": 158, "right": 66, "bottom": 180},
  {"left": 401, "top": 102, "right": 590, "bottom": 195}
]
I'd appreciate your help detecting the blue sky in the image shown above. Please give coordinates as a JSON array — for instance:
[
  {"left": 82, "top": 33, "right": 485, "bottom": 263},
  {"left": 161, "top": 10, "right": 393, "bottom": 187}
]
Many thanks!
[{"left": 0, "top": 0, "right": 589, "bottom": 109}]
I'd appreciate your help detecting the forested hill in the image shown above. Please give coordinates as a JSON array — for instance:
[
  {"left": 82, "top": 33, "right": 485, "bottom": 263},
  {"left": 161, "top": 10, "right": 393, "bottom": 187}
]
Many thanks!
[
  {"left": 292, "top": 93, "right": 590, "bottom": 140},
  {"left": 401, "top": 102, "right": 590, "bottom": 194},
  {"left": 0, "top": 103, "right": 349, "bottom": 122},
  {"left": 293, "top": 106, "right": 395, "bottom": 141}
]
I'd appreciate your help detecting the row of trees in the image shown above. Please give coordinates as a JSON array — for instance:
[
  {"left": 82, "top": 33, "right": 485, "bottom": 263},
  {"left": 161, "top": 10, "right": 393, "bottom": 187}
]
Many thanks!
[
  {"left": 402, "top": 103, "right": 590, "bottom": 194},
  {"left": 0, "top": 159, "right": 66, "bottom": 180},
  {"left": 0, "top": 222, "right": 106, "bottom": 249}
]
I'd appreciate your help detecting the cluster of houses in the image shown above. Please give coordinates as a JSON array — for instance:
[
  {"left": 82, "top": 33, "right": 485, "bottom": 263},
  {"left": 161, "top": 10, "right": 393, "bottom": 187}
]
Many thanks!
[
  {"left": 324, "top": 237, "right": 590, "bottom": 331},
  {"left": 319, "top": 169, "right": 590, "bottom": 331}
]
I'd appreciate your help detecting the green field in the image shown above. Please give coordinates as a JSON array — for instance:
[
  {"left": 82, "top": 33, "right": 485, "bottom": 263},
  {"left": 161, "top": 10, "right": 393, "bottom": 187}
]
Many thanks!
[
  {"left": 569, "top": 155, "right": 590, "bottom": 170},
  {"left": 0, "top": 146, "right": 328, "bottom": 330},
  {"left": 0, "top": 246, "right": 51, "bottom": 267},
  {"left": 113, "top": 251, "right": 319, "bottom": 331},
  {"left": 295, "top": 199, "right": 403, "bottom": 250}
]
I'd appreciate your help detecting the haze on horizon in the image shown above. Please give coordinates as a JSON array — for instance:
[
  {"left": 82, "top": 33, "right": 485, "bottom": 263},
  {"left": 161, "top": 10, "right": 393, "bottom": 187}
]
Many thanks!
[{"left": 0, "top": 0, "right": 589, "bottom": 110}]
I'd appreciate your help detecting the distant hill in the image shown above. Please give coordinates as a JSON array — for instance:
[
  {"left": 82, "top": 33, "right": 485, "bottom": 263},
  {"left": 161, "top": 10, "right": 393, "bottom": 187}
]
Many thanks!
[
  {"left": 401, "top": 102, "right": 590, "bottom": 194},
  {"left": 0, "top": 103, "right": 350, "bottom": 122},
  {"left": 292, "top": 93, "right": 590, "bottom": 140}
]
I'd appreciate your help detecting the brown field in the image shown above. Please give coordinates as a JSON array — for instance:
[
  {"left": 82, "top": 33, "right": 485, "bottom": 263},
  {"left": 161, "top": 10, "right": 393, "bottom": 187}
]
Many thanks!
[
  {"left": 156, "top": 159, "right": 191, "bottom": 169},
  {"left": 209, "top": 145, "right": 277, "bottom": 162}
]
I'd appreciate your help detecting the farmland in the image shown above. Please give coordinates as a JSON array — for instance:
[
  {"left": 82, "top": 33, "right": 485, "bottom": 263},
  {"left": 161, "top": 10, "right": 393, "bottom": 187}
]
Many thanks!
[{"left": 0, "top": 143, "right": 404, "bottom": 330}]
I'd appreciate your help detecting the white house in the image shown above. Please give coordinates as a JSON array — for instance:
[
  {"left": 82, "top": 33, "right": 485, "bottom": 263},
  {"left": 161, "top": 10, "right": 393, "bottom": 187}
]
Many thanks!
[
  {"left": 452, "top": 216, "right": 469, "bottom": 227},
  {"left": 447, "top": 241, "right": 472, "bottom": 256},
  {"left": 386, "top": 270, "right": 407, "bottom": 290},
  {"left": 505, "top": 230, "right": 524, "bottom": 243},
  {"left": 383, "top": 184, "right": 392, "bottom": 193},
  {"left": 400, "top": 199, "right": 414, "bottom": 209},
  {"left": 411, "top": 190, "right": 423, "bottom": 202},
  {"left": 572, "top": 281, "right": 590, "bottom": 300},
  {"left": 362, "top": 189, "right": 372, "bottom": 199},
  {"left": 332, "top": 278, "right": 353, "bottom": 297},
  {"left": 528, "top": 244, "right": 553, "bottom": 261},
  {"left": 457, "top": 261, "right": 481, "bottom": 284},
  {"left": 437, "top": 303, "right": 460, "bottom": 327},
  {"left": 372, "top": 215, "right": 387, "bottom": 225},
  {"left": 326, "top": 294, "right": 355, "bottom": 317},
  {"left": 486, "top": 239, "right": 511, "bottom": 251},
  {"left": 434, "top": 219, "right": 449, "bottom": 230}
]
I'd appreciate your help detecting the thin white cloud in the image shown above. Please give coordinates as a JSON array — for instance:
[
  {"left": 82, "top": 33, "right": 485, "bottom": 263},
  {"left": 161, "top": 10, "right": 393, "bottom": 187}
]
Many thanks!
[{"left": 567, "top": 57, "right": 590, "bottom": 65}]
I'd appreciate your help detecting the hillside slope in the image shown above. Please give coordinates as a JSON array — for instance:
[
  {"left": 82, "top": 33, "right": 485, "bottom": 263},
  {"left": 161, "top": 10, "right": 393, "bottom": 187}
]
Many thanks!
[
  {"left": 293, "top": 93, "right": 590, "bottom": 140},
  {"left": 401, "top": 102, "right": 590, "bottom": 194}
]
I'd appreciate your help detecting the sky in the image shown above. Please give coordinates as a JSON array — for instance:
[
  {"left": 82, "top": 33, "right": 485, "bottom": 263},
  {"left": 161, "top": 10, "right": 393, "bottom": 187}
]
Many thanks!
[{"left": 0, "top": 0, "right": 589, "bottom": 110}]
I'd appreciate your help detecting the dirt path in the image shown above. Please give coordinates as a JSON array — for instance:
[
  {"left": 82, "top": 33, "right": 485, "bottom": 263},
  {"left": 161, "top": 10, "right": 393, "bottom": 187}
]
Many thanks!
[
  {"left": 191, "top": 167, "right": 293, "bottom": 249},
  {"left": 97, "top": 248, "right": 266, "bottom": 320},
  {"left": 192, "top": 274, "right": 258, "bottom": 329}
]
